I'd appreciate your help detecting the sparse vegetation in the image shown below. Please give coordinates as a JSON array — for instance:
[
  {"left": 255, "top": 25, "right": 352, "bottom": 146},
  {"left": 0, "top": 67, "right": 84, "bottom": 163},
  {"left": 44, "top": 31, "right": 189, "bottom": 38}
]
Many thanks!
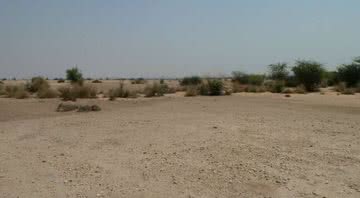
[
  {"left": 108, "top": 82, "right": 138, "bottom": 99},
  {"left": 132, "top": 78, "right": 146, "bottom": 84},
  {"left": 26, "top": 76, "right": 49, "bottom": 93},
  {"left": 92, "top": 79, "right": 102, "bottom": 83},
  {"left": 185, "top": 86, "right": 199, "bottom": 97},
  {"left": 37, "top": 87, "right": 59, "bottom": 98},
  {"left": 181, "top": 76, "right": 202, "bottom": 86},
  {"left": 4, "top": 85, "right": 30, "bottom": 99},
  {"left": 292, "top": 60, "right": 325, "bottom": 91},
  {"left": 144, "top": 83, "right": 167, "bottom": 97},
  {"left": 207, "top": 79, "right": 224, "bottom": 96},
  {"left": 268, "top": 63, "right": 289, "bottom": 81},
  {"left": 337, "top": 58, "right": 360, "bottom": 87},
  {"left": 58, "top": 84, "right": 97, "bottom": 101},
  {"left": 66, "top": 67, "right": 83, "bottom": 85}
]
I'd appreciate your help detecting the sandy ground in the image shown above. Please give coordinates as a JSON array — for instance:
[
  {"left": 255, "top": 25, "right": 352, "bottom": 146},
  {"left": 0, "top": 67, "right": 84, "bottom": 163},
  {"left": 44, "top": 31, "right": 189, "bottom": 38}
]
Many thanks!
[{"left": 0, "top": 93, "right": 359, "bottom": 198}]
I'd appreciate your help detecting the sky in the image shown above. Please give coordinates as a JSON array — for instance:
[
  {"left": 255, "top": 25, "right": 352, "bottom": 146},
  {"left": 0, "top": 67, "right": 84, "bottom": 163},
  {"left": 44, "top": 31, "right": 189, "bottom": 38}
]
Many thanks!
[{"left": 1, "top": 0, "right": 360, "bottom": 79}]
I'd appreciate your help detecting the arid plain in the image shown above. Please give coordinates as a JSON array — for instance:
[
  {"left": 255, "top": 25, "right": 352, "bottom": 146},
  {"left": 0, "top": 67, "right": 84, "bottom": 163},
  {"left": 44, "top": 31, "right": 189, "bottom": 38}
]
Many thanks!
[{"left": 0, "top": 81, "right": 359, "bottom": 198}]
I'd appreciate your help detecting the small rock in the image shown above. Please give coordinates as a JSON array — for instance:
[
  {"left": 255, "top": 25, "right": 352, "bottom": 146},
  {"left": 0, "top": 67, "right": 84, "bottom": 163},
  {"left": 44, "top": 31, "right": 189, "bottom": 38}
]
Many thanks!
[{"left": 284, "top": 94, "right": 291, "bottom": 98}]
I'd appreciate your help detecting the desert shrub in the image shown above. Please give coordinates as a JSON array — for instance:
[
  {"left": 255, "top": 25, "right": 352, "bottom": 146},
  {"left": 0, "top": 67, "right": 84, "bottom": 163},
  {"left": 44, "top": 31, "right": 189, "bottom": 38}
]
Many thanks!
[
  {"left": 268, "top": 63, "right": 289, "bottom": 81},
  {"left": 57, "top": 79, "right": 65, "bottom": 83},
  {"left": 295, "top": 85, "right": 306, "bottom": 94},
  {"left": 5, "top": 85, "right": 30, "bottom": 99},
  {"left": 199, "top": 82, "right": 209, "bottom": 95},
  {"left": 323, "top": 71, "right": 339, "bottom": 87},
  {"left": 58, "top": 84, "right": 97, "bottom": 101},
  {"left": 265, "top": 80, "right": 285, "bottom": 93},
  {"left": 26, "top": 76, "right": 49, "bottom": 93},
  {"left": 232, "top": 82, "right": 247, "bottom": 93},
  {"left": 292, "top": 60, "right": 325, "bottom": 91},
  {"left": 108, "top": 82, "right": 137, "bottom": 99},
  {"left": 181, "top": 76, "right": 202, "bottom": 86},
  {"left": 245, "top": 85, "right": 266, "bottom": 93},
  {"left": 160, "top": 79, "right": 165, "bottom": 84},
  {"left": 285, "top": 75, "right": 298, "bottom": 87},
  {"left": 248, "top": 74, "right": 265, "bottom": 85},
  {"left": 207, "top": 79, "right": 224, "bottom": 96},
  {"left": 66, "top": 67, "right": 83, "bottom": 84},
  {"left": 334, "top": 82, "right": 347, "bottom": 92},
  {"left": 144, "top": 83, "right": 166, "bottom": 97},
  {"left": 92, "top": 79, "right": 102, "bottom": 83},
  {"left": 132, "top": 78, "right": 146, "bottom": 84},
  {"left": 185, "top": 86, "right": 199, "bottom": 97},
  {"left": 282, "top": 88, "right": 294, "bottom": 94},
  {"left": 232, "top": 71, "right": 249, "bottom": 84},
  {"left": 37, "top": 87, "right": 59, "bottom": 98},
  {"left": 341, "top": 88, "right": 355, "bottom": 95},
  {"left": 232, "top": 71, "right": 264, "bottom": 85},
  {"left": 337, "top": 61, "right": 360, "bottom": 87}
]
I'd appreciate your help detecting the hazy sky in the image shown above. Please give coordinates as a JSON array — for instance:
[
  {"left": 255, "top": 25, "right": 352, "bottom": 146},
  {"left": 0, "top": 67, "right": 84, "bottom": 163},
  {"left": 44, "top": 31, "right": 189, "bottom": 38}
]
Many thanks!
[{"left": 1, "top": 0, "right": 360, "bottom": 79}]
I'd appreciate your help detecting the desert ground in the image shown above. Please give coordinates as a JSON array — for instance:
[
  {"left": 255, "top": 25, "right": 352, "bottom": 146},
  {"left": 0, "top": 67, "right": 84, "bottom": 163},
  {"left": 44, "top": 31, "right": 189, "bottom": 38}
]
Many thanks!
[{"left": 0, "top": 85, "right": 359, "bottom": 198}]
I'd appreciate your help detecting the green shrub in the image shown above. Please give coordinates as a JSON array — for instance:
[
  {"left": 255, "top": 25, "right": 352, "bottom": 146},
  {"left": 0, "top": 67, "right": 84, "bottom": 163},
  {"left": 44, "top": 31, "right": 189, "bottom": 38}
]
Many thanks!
[
  {"left": 265, "top": 80, "right": 285, "bottom": 93},
  {"left": 66, "top": 67, "right": 83, "bottom": 84},
  {"left": 323, "top": 71, "right": 339, "bottom": 86},
  {"left": 181, "top": 76, "right": 202, "bottom": 86},
  {"left": 337, "top": 61, "right": 360, "bottom": 87},
  {"left": 285, "top": 75, "right": 298, "bottom": 87},
  {"left": 207, "top": 79, "right": 224, "bottom": 96},
  {"left": 26, "top": 76, "right": 49, "bottom": 93},
  {"left": 144, "top": 83, "right": 166, "bottom": 97},
  {"left": 232, "top": 71, "right": 264, "bottom": 85},
  {"left": 232, "top": 71, "right": 249, "bottom": 84},
  {"left": 292, "top": 60, "right": 325, "bottom": 91},
  {"left": 268, "top": 63, "right": 289, "bottom": 81},
  {"left": 185, "top": 86, "right": 199, "bottom": 97}
]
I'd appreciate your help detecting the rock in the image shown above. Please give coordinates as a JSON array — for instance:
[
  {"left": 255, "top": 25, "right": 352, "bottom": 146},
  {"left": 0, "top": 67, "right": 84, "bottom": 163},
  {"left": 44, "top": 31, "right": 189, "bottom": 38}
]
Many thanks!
[
  {"left": 284, "top": 94, "right": 291, "bottom": 98},
  {"left": 56, "top": 103, "right": 78, "bottom": 112}
]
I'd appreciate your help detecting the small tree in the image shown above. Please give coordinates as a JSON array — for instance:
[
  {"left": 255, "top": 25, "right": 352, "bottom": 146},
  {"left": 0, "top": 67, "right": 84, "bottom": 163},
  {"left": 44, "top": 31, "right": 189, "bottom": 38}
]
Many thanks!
[
  {"left": 268, "top": 63, "right": 289, "bottom": 81},
  {"left": 66, "top": 67, "right": 83, "bottom": 84},
  {"left": 292, "top": 60, "right": 325, "bottom": 91},
  {"left": 337, "top": 57, "right": 360, "bottom": 87}
]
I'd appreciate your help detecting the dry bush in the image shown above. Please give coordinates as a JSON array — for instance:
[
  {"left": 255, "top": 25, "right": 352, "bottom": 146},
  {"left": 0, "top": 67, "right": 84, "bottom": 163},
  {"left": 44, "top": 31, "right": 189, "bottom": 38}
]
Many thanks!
[
  {"left": 245, "top": 85, "right": 266, "bottom": 93},
  {"left": 37, "top": 87, "right": 59, "bottom": 98},
  {"left": 282, "top": 88, "right": 295, "bottom": 94},
  {"left": 265, "top": 80, "right": 285, "bottom": 93},
  {"left": 341, "top": 88, "right": 355, "bottom": 95},
  {"left": 185, "top": 86, "right": 199, "bottom": 97},
  {"left": 0, "top": 84, "right": 5, "bottom": 95},
  {"left": 108, "top": 82, "right": 138, "bottom": 99},
  {"left": 58, "top": 84, "right": 97, "bottom": 101},
  {"left": 232, "top": 82, "right": 247, "bottom": 93},
  {"left": 26, "top": 77, "right": 49, "bottom": 93},
  {"left": 144, "top": 83, "right": 166, "bottom": 97},
  {"left": 57, "top": 79, "right": 65, "bottom": 83},
  {"left": 5, "top": 85, "right": 30, "bottom": 99},
  {"left": 295, "top": 85, "right": 307, "bottom": 94},
  {"left": 334, "top": 82, "right": 346, "bottom": 92},
  {"left": 92, "top": 79, "right": 102, "bottom": 83}
]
